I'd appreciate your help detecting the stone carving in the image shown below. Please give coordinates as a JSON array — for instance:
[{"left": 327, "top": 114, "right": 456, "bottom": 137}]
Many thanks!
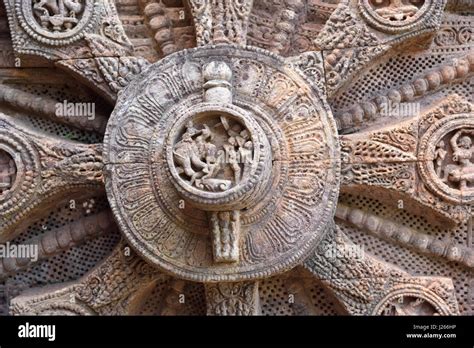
[
  {"left": 139, "top": 0, "right": 195, "bottom": 57},
  {"left": 32, "top": 0, "right": 85, "bottom": 32},
  {"left": 0, "top": 0, "right": 473, "bottom": 317},
  {"left": 435, "top": 129, "right": 474, "bottom": 192},
  {"left": 336, "top": 204, "right": 474, "bottom": 267},
  {"left": 340, "top": 96, "right": 474, "bottom": 225},
  {"left": 5, "top": 0, "right": 132, "bottom": 73},
  {"left": 104, "top": 45, "right": 340, "bottom": 282},
  {"left": 172, "top": 117, "right": 254, "bottom": 192},
  {"left": 205, "top": 281, "right": 260, "bottom": 315},
  {"left": 287, "top": 51, "right": 326, "bottom": 95},
  {"left": 315, "top": 0, "right": 446, "bottom": 97},
  {"left": 336, "top": 52, "right": 474, "bottom": 130},
  {"left": 435, "top": 25, "right": 474, "bottom": 48},
  {"left": 0, "top": 150, "right": 16, "bottom": 195},
  {"left": 14, "top": 0, "right": 99, "bottom": 45},
  {"left": 418, "top": 98, "right": 474, "bottom": 204},
  {"left": 304, "top": 225, "right": 459, "bottom": 316},
  {"left": 247, "top": 0, "right": 340, "bottom": 56},
  {"left": 188, "top": 0, "right": 254, "bottom": 46},
  {"left": 374, "top": 289, "right": 448, "bottom": 316},
  {"left": 359, "top": 0, "right": 429, "bottom": 32},
  {"left": 0, "top": 113, "right": 103, "bottom": 243},
  {"left": 358, "top": 0, "right": 445, "bottom": 34},
  {"left": 0, "top": 211, "right": 117, "bottom": 280},
  {"left": 10, "top": 242, "right": 165, "bottom": 315}
]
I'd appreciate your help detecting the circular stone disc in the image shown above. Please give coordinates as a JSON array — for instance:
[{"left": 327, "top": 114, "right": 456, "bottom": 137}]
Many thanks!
[{"left": 104, "top": 45, "right": 340, "bottom": 282}]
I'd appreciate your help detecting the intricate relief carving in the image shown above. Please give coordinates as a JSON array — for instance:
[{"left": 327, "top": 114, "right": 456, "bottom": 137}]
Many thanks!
[
  {"left": 369, "top": 0, "right": 425, "bottom": 22},
  {"left": 246, "top": 0, "right": 339, "bottom": 56},
  {"left": 374, "top": 287, "right": 449, "bottom": 316},
  {"left": 171, "top": 117, "right": 254, "bottom": 192},
  {"left": 5, "top": 0, "right": 132, "bottom": 61},
  {"left": 32, "top": 0, "right": 86, "bottom": 33},
  {"left": 341, "top": 99, "right": 474, "bottom": 225},
  {"left": 358, "top": 0, "right": 442, "bottom": 33},
  {"left": 315, "top": 5, "right": 380, "bottom": 50},
  {"left": 139, "top": 0, "right": 195, "bottom": 57},
  {"left": 210, "top": 210, "right": 240, "bottom": 262},
  {"left": 337, "top": 52, "right": 474, "bottom": 130},
  {"left": 10, "top": 243, "right": 165, "bottom": 315},
  {"left": 287, "top": 51, "right": 326, "bottom": 95},
  {"left": 434, "top": 129, "right": 474, "bottom": 192},
  {"left": 104, "top": 45, "right": 340, "bottom": 282},
  {"left": 95, "top": 56, "right": 151, "bottom": 94},
  {"left": 418, "top": 98, "right": 474, "bottom": 204},
  {"left": 0, "top": 211, "right": 117, "bottom": 280},
  {"left": 336, "top": 204, "right": 474, "bottom": 268},
  {"left": 205, "top": 281, "right": 260, "bottom": 315},
  {"left": 15, "top": 0, "right": 99, "bottom": 45},
  {"left": 188, "top": 0, "right": 254, "bottom": 46},
  {"left": 304, "top": 226, "right": 459, "bottom": 316},
  {"left": 316, "top": 0, "right": 446, "bottom": 97},
  {"left": 0, "top": 113, "right": 103, "bottom": 242},
  {"left": 435, "top": 25, "right": 474, "bottom": 48},
  {"left": 1, "top": 0, "right": 472, "bottom": 317},
  {"left": 0, "top": 150, "right": 16, "bottom": 196}
]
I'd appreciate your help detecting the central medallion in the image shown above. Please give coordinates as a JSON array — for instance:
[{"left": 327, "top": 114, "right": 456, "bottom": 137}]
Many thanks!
[
  {"left": 171, "top": 115, "right": 254, "bottom": 193},
  {"left": 104, "top": 45, "right": 340, "bottom": 282},
  {"left": 165, "top": 104, "right": 271, "bottom": 211}
]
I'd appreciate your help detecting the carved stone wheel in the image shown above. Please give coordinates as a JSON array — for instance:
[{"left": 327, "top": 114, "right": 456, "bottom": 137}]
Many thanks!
[
  {"left": 0, "top": 0, "right": 472, "bottom": 316},
  {"left": 104, "top": 45, "right": 340, "bottom": 282}
]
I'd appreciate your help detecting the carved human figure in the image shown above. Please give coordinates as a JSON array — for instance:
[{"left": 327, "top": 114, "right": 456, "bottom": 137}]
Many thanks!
[
  {"left": 33, "top": 0, "right": 84, "bottom": 31},
  {"left": 173, "top": 116, "right": 254, "bottom": 192},
  {"left": 369, "top": 0, "right": 424, "bottom": 22},
  {"left": 0, "top": 150, "right": 16, "bottom": 194},
  {"left": 173, "top": 123, "right": 207, "bottom": 185},
  {"left": 240, "top": 141, "right": 254, "bottom": 179},
  {"left": 224, "top": 138, "right": 241, "bottom": 183},
  {"left": 444, "top": 130, "right": 474, "bottom": 191},
  {"left": 199, "top": 126, "right": 220, "bottom": 181},
  {"left": 434, "top": 140, "right": 447, "bottom": 177}
]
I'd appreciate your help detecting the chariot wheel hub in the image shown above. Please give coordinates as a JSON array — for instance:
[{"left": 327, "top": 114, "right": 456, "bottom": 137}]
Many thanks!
[{"left": 104, "top": 45, "right": 340, "bottom": 282}]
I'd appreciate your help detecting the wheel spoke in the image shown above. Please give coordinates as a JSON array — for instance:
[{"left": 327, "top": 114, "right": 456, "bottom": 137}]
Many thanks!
[
  {"left": 10, "top": 241, "right": 166, "bottom": 315},
  {"left": 0, "top": 113, "right": 104, "bottom": 242},
  {"left": 0, "top": 210, "right": 117, "bottom": 280},
  {"left": 303, "top": 224, "right": 459, "bottom": 315}
]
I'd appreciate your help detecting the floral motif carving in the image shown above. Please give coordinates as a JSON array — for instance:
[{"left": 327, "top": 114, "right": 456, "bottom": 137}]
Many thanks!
[
  {"left": 205, "top": 281, "right": 260, "bottom": 315},
  {"left": 188, "top": 0, "right": 254, "bottom": 46}
]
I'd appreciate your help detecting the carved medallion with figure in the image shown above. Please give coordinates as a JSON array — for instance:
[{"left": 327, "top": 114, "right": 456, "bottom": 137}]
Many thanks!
[
  {"left": 104, "top": 45, "right": 340, "bottom": 282},
  {"left": 434, "top": 129, "right": 474, "bottom": 192},
  {"left": 15, "top": 0, "right": 99, "bottom": 45},
  {"left": 172, "top": 116, "right": 255, "bottom": 192}
]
